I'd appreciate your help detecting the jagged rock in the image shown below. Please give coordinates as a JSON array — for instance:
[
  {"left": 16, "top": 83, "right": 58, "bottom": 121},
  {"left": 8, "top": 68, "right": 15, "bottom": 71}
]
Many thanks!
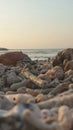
[
  {"left": 0, "top": 64, "right": 6, "bottom": 76},
  {"left": 6, "top": 70, "right": 21, "bottom": 86},
  {"left": 0, "top": 52, "right": 31, "bottom": 66},
  {"left": 52, "top": 48, "right": 73, "bottom": 67},
  {"left": 0, "top": 77, "right": 5, "bottom": 89},
  {"left": 64, "top": 60, "right": 73, "bottom": 71},
  {"left": 35, "top": 94, "right": 48, "bottom": 103},
  {"left": 40, "top": 62, "right": 52, "bottom": 74},
  {"left": 64, "top": 74, "right": 73, "bottom": 82},
  {"left": 49, "top": 78, "right": 60, "bottom": 87},
  {"left": 65, "top": 69, "right": 73, "bottom": 78},
  {"left": 46, "top": 66, "right": 64, "bottom": 80},
  {"left": 38, "top": 74, "right": 51, "bottom": 84},
  {"left": 49, "top": 82, "right": 70, "bottom": 96}
]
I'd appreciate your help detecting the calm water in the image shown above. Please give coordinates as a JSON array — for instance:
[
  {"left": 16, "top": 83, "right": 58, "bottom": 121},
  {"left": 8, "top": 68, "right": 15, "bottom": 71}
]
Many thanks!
[{"left": 0, "top": 49, "right": 63, "bottom": 60}]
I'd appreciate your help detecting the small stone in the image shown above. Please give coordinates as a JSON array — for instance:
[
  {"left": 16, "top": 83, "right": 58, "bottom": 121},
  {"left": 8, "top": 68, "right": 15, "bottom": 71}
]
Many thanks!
[
  {"left": 35, "top": 94, "right": 48, "bottom": 103},
  {"left": 6, "top": 70, "right": 21, "bottom": 85},
  {"left": 68, "top": 84, "right": 73, "bottom": 89},
  {"left": 0, "top": 95, "right": 14, "bottom": 110},
  {"left": 46, "top": 66, "right": 64, "bottom": 80},
  {"left": 17, "top": 87, "right": 26, "bottom": 93}
]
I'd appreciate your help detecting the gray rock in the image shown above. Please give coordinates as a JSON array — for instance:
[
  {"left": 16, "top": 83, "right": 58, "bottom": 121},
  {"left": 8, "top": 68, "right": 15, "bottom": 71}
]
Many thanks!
[
  {"left": 0, "top": 95, "right": 14, "bottom": 110},
  {"left": 0, "top": 64, "right": 6, "bottom": 76},
  {"left": 65, "top": 69, "right": 73, "bottom": 77},
  {"left": 0, "top": 91, "right": 4, "bottom": 95},
  {"left": 50, "top": 78, "right": 60, "bottom": 87},
  {"left": 10, "top": 79, "right": 29, "bottom": 91},
  {"left": 0, "top": 77, "right": 5, "bottom": 88},
  {"left": 17, "top": 87, "right": 26, "bottom": 93},
  {"left": 6, "top": 70, "right": 21, "bottom": 85}
]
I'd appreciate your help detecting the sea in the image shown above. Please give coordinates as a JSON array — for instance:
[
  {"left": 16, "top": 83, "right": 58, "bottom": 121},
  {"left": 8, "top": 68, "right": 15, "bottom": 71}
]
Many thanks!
[{"left": 0, "top": 49, "right": 63, "bottom": 60}]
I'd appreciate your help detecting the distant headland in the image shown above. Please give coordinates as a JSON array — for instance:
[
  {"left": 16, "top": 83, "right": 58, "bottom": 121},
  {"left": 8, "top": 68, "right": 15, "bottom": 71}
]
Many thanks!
[{"left": 0, "top": 48, "right": 8, "bottom": 51}]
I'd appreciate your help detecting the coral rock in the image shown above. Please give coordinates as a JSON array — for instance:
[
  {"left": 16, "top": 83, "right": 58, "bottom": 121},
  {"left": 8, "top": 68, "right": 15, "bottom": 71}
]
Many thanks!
[
  {"left": 46, "top": 66, "right": 64, "bottom": 80},
  {"left": 52, "top": 48, "right": 73, "bottom": 67},
  {"left": 64, "top": 60, "right": 73, "bottom": 71},
  {"left": 5, "top": 94, "right": 35, "bottom": 104}
]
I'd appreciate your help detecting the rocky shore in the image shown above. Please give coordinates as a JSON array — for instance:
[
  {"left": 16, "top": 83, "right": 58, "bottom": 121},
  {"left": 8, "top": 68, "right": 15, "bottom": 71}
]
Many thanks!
[
  {"left": 0, "top": 49, "right": 73, "bottom": 130},
  {"left": 0, "top": 48, "right": 8, "bottom": 51}
]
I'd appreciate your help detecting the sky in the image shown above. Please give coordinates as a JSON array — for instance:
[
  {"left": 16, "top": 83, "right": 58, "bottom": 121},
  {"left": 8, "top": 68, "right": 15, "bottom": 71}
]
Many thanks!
[{"left": 0, "top": 0, "right": 73, "bottom": 49}]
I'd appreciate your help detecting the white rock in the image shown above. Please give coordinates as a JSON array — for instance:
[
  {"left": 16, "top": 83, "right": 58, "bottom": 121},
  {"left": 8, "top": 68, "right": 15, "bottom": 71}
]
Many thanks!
[{"left": 5, "top": 94, "right": 35, "bottom": 104}]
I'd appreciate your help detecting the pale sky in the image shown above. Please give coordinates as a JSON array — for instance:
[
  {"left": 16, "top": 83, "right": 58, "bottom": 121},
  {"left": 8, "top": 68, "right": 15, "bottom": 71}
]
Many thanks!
[{"left": 0, "top": 0, "right": 73, "bottom": 49}]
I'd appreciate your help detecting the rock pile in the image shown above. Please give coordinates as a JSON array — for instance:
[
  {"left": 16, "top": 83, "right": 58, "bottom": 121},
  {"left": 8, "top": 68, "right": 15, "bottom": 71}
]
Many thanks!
[{"left": 0, "top": 49, "right": 73, "bottom": 130}]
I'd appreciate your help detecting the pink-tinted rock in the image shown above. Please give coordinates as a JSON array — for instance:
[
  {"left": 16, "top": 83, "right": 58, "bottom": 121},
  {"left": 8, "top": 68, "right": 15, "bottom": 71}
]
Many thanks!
[
  {"left": 0, "top": 52, "right": 31, "bottom": 66},
  {"left": 52, "top": 48, "right": 73, "bottom": 67},
  {"left": 64, "top": 60, "right": 73, "bottom": 71},
  {"left": 35, "top": 94, "right": 48, "bottom": 103},
  {"left": 38, "top": 73, "right": 51, "bottom": 82},
  {"left": 46, "top": 66, "right": 64, "bottom": 80},
  {"left": 65, "top": 69, "right": 73, "bottom": 78}
]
